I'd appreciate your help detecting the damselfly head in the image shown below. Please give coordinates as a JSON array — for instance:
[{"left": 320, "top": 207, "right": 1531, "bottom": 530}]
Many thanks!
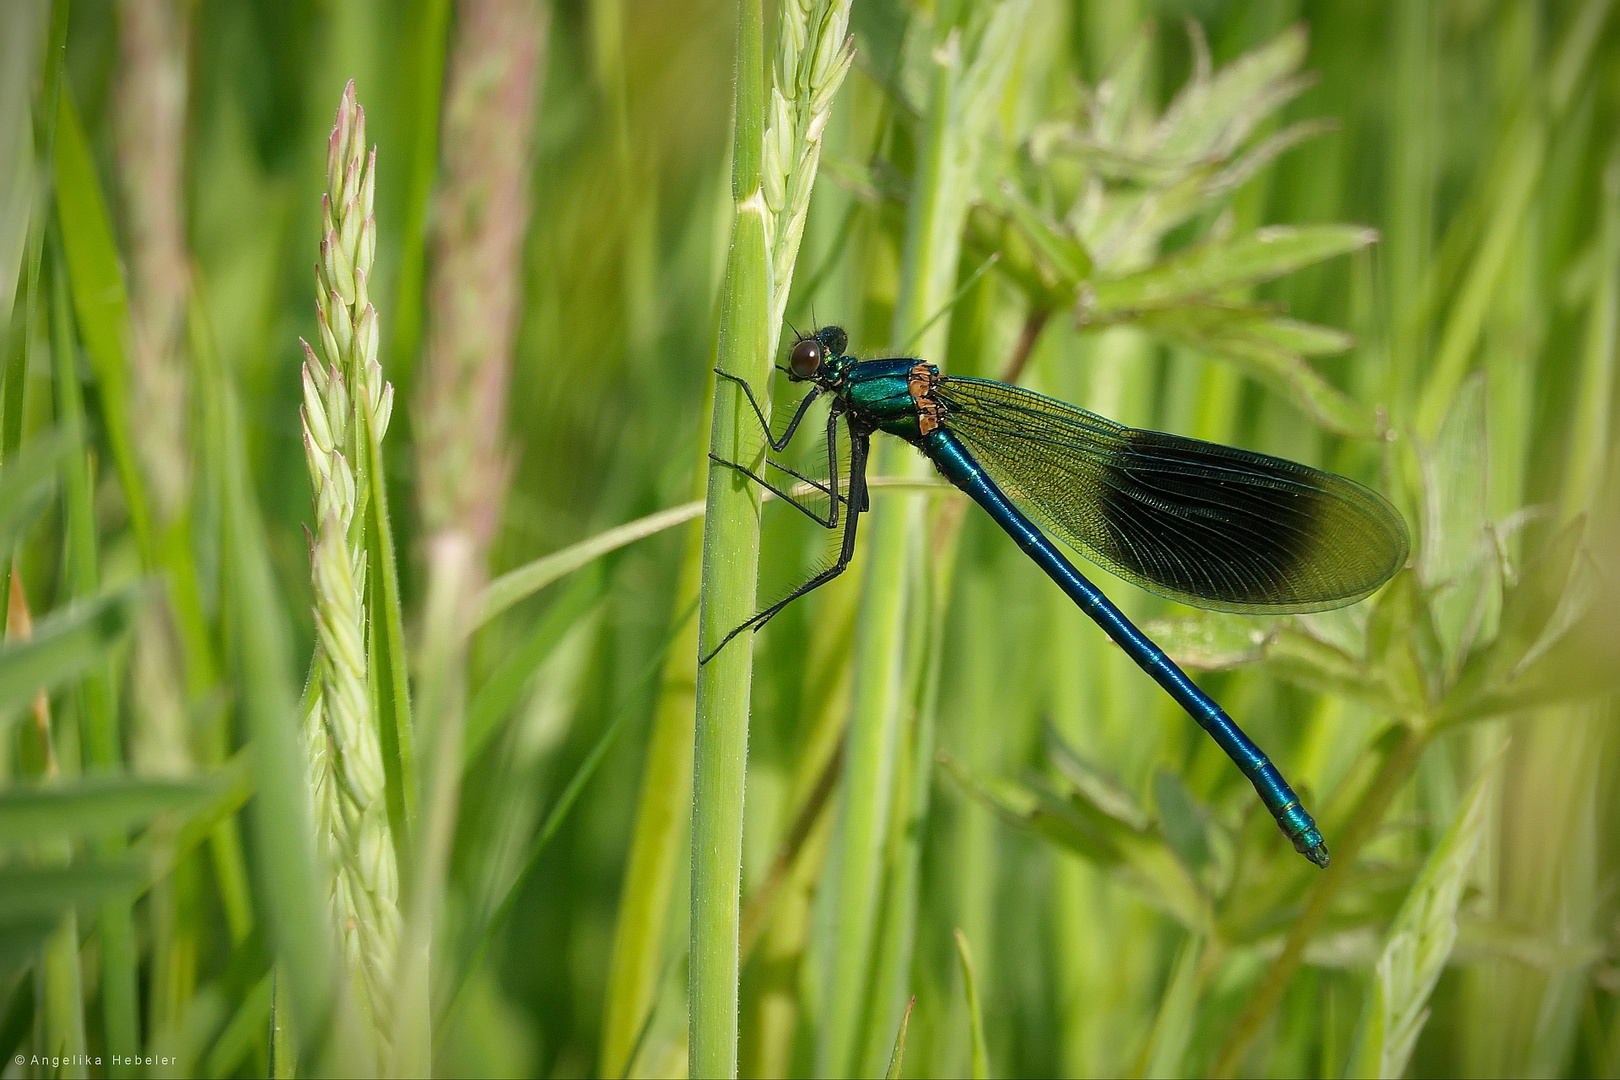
[{"left": 789, "top": 324, "right": 849, "bottom": 382}]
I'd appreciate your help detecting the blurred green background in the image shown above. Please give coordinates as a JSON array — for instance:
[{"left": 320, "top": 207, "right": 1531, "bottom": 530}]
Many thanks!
[{"left": 2, "top": 0, "right": 1619, "bottom": 1077}]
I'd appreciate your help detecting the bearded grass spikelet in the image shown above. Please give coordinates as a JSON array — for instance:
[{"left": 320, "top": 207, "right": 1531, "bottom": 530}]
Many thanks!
[
  {"left": 299, "top": 79, "right": 399, "bottom": 1042},
  {"left": 761, "top": 0, "right": 853, "bottom": 336}
]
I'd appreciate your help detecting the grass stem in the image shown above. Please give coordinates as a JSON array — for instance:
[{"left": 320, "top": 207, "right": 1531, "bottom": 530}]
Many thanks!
[
  {"left": 1210, "top": 723, "right": 1428, "bottom": 1078},
  {"left": 689, "top": 0, "right": 769, "bottom": 1058}
]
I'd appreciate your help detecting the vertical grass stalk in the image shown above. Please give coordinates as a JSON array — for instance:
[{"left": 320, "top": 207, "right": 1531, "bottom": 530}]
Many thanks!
[
  {"left": 400, "top": 2, "right": 547, "bottom": 1071},
  {"left": 690, "top": 0, "right": 852, "bottom": 1073},
  {"left": 600, "top": 481, "right": 704, "bottom": 1077},
  {"left": 689, "top": 2, "right": 769, "bottom": 1072},
  {"left": 1344, "top": 755, "right": 1498, "bottom": 1079},
  {"left": 822, "top": 7, "right": 1028, "bottom": 1074},
  {"left": 114, "top": 0, "right": 191, "bottom": 523}
]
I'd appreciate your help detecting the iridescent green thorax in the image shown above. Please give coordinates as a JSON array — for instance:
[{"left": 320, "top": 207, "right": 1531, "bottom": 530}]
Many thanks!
[
  {"left": 836, "top": 358, "right": 936, "bottom": 442},
  {"left": 819, "top": 351, "right": 856, "bottom": 384}
]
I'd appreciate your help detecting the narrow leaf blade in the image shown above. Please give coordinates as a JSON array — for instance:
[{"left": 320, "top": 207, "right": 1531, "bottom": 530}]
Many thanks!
[
  {"left": 955, "top": 928, "right": 991, "bottom": 1080},
  {"left": 0, "top": 587, "right": 140, "bottom": 719},
  {"left": 1087, "top": 226, "right": 1377, "bottom": 318},
  {"left": 0, "top": 776, "right": 212, "bottom": 847}
]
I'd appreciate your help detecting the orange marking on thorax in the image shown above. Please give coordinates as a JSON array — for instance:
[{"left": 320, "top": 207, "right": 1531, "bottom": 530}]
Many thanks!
[{"left": 907, "top": 362, "right": 943, "bottom": 436}]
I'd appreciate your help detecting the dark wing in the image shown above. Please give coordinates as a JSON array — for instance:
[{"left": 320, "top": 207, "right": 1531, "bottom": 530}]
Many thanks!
[{"left": 933, "top": 376, "right": 1409, "bottom": 613}]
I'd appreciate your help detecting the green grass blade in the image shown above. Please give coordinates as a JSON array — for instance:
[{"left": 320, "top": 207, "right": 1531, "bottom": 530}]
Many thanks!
[
  {"left": 50, "top": 229, "right": 140, "bottom": 1063},
  {"left": 0, "top": 588, "right": 139, "bottom": 721},
  {"left": 0, "top": 0, "right": 65, "bottom": 655},
  {"left": 601, "top": 479, "right": 707, "bottom": 1077},
  {"left": 0, "top": 776, "right": 212, "bottom": 846},
  {"left": 1, "top": 246, "right": 33, "bottom": 477},
  {"left": 826, "top": 9, "right": 1029, "bottom": 1072},
  {"left": 388, "top": 0, "right": 452, "bottom": 395},
  {"left": 95, "top": 896, "right": 138, "bottom": 1071},
  {"left": 464, "top": 564, "right": 603, "bottom": 767},
  {"left": 884, "top": 995, "right": 915, "bottom": 1080},
  {"left": 153, "top": 753, "right": 253, "bottom": 869},
  {"left": 481, "top": 481, "right": 944, "bottom": 630},
  {"left": 201, "top": 968, "right": 273, "bottom": 1079},
  {"left": 58, "top": 78, "right": 221, "bottom": 699},
  {"left": 39, "top": 911, "right": 86, "bottom": 1070},
  {"left": 47, "top": 235, "right": 113, "bottom": 701},
  {"left": 0, "top": 926, "right": 52, "bottom": 998},
  {"left": 1, "top": 0, "right": 65, "bottom": 476},
  {"left": 0, "top": 427, "right": 70, "bottom": 552},
  {"left": 857, "top": 532, "right": 958, "bottom": 1076},
  {"left": 1559, "top": 140, "right": 1620, "bottom": 516},
  {"left": 1088, "top": 225, "right": 1377, "bottom": 318},
  {"left": 1413, "top": 112, "right": 1543, "bottom": 437},
  {"left": 0, "top": 860, "right": 147, "bottom": 922},
  {"left": 821, "top": 54, "right": 941, "bottom": 1080},
  {"left": 270, "top": 967, "right": 293, "bottom": 1079},
  {"left": 479, "top": 501, "right": 703, "bottom": 627},
  {"left": 0, "top": 7, "right": 43, "bottom": 300},
  {"left": 955, "top": 927, "right": 991, "bottom": 1080},
  {"left": 1345, "top": 753, "right": 1499, "bottom": 1078},
  {"left": 443, "top": 606, "right": 689, "bottom": 1036},
  {"left": 52, "top": 84, "right": 152, "bottom": 556},
  {"left": 363, "top": 398, "right": 417, "bottom": 845},
  {"left": 1139, "top": 933, "right": 1203, "bottom": 1079}
]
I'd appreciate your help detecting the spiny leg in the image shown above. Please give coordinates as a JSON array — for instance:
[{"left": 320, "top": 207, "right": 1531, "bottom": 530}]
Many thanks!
[
  {"left": 700, "top": 428, "right": 868, "bottom": 664},
  {"left": 709, "top": 453, "right": 839, "bottom": 528},
  {"left": 708, "top": 408, "right": 845, "bottom": 528},
  {"left": 763, "top": 406, "right": 844, "bottom": 501},
  {"left": 714, "top": 367, "right": 822, "bottom": 451},
  {"left": 762, "top": 457, "right": 838, "bottom": 501}
]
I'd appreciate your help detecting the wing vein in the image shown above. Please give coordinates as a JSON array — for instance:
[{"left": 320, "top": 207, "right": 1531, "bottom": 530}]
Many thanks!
[{"left": 934, "top": 376, "right": 1409, "bottom": 613}]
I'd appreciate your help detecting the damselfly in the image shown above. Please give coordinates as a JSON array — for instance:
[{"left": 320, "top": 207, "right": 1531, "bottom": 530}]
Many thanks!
[{"left": 705, "top": 326, "right": 1409, "bottom": 867}]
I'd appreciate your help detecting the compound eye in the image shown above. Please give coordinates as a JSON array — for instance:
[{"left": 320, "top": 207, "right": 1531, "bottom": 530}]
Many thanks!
[{"left": 790, "top": 338, "right": 823, "bottom": 378}]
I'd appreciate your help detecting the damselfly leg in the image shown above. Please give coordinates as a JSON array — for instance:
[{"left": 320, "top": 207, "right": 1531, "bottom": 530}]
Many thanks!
[
  {"left": 708, "top": 400, "right": 845, "bottom": 527},
  {"left": 699, "top": 382, "right": 874, "bottom": 667},
  {"left": 714, "top": 367, "right": 823, "bottom": 451},
  {"left": 700, "top": 425, "right": 870, "bottom": 664}
]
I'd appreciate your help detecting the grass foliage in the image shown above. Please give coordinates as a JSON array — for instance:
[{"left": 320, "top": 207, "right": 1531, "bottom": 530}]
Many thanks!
[{"left": 1, "top": 1, "right": 1619, "bottom": 1078}]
